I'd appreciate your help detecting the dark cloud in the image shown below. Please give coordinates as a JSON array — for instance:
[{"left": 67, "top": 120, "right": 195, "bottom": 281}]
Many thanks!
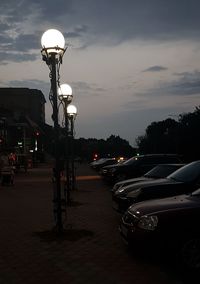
[
  {"left": 167, "top": 71, "right": 200, "bottom": 95},
  {"left": 65, "top": 0, "right": 200, "bottom": 43},
  {"left": 65, "top": 32, "right": 81, "bottom": 38},
  {"left": 0, "top": 52, "right": 38, "bottom": 64},
  {"left": 136, "top": 70, "right": 200, "bottom": 98},
  {"left": 1, "top": 1, "right": 33, "bottom": 26},
  {"left": 34, "top": 0, "right": 74, "bottom": 18},
  {"left": 0, "top": 32, "right": 40, "bottom": 63},
  {"left": 0, "top": 0, "right": 200, "bottom": 65},
  {"left": 13, "top": 34, "right": 40, "bottom": 52},
  {"left": 0, "top": 0, "right": 200, "bottom": 64},
  {"left": 64, "top": 25, "right": 89, "bottom": 39},
  {"left": 143, "top": 66, "right": 168, "bottom": 72}
]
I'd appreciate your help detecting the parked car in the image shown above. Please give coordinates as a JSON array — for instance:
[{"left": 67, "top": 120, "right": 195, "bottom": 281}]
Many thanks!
[
  {"left": 90, "top": 158, "right": 107, "bottom": 168},
  {"left": 90, "top": 158, "right": 117, "bottom": 171},
  {"left": 101, "top": 154, "right": 182, "bottom": 184},
  {"left": 112, "top": 160, "right": 200, "bottom": 213},
  {"left": 112, "top": 163, "right": 185, "bottom": 193},
  {"left": 119, "top": 188, "right": 200, "bottom": 271}
]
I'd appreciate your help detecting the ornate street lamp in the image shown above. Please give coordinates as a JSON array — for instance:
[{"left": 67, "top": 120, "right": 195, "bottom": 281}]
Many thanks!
[
  {"left": 67, "top": 104, "right": 77, "bottom": 191},
  {"left": 41, "top": 29, "right": 66, "bottom": 233}
]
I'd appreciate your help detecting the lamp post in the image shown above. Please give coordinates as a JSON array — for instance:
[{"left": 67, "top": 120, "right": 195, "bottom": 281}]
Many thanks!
[
  {"left": 67, "top": 104, "right": 77, "bottom": 191},
  {"left": 58, "top": 84, "right": 73, "bottom": 204},
  {"left": 41, "top": 29, "right": 66, "bottom": 233}
]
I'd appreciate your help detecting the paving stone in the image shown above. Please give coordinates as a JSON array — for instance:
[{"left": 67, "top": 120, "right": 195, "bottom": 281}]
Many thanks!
[{"left": 0, "top": 163, "right": 183, "bottom": 284}]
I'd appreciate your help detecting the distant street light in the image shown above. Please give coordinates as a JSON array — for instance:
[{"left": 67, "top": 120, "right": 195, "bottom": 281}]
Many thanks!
[
  {"left": 67, "top": 105, "right": 77, "bottom": 117},
  {"left": 67, "top": 104, "right": 77, "bottom": 191},
  {"left": 58, "top": 84, "right": 73, "bottom": 103},
  {"left": 58, "top": 84, "right": 74, "bottom": 204},
  {"left": 41, "top": 29, "right": 66, "bottom": 233}
]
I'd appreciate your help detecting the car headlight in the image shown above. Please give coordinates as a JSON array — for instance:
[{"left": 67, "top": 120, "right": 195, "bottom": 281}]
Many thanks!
[
  {"left": 115, "top": 186, "right": 135, "bottom": 197},
  {"left": 138, "top": 215, "right": 158, "bottom": 231},
  {"left": 117, "top": 186, "right": 126, "bottom": 193}
]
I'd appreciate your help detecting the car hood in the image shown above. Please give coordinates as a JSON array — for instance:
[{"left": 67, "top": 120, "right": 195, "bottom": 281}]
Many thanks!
[
  {"left": 115, "top": 176, "right": 151, "bottom": 187},
  {"left": 115, "top": 178, "right": 179, "bottom": 196},
  {"left": 128, "top": 194, "right": 200, "bottom": 217}
]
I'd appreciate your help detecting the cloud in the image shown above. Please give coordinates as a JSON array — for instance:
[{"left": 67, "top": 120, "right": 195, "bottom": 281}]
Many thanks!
[
  {"left": 34, "top": 0, "right": 73, "bottom": 18},
  {"left": 134, "top": 70, "right": 200, "bottom": 98},
  {"left": 0, "top": 0, "right": 200, "bottom": 66},
  {"left": 160, "top": 70, "right": 200, "bottom": 96},
  {"left": 71, "top": 81, "right": 106, "bottom": 97},
  {"left": 0, "top": 52, "right": 38, "bottom": 64},
  {"left": 62, "top": 0, "right": 200, "bottom": 44},
  {"left": 1, "top": 0, "right": 200, "bottom": 54},
  {"left": 143, "top": 66, "right": 168, "bottom": 72},
  {"left": 64, "top": 25, "right": 89, "bottom": 39}
]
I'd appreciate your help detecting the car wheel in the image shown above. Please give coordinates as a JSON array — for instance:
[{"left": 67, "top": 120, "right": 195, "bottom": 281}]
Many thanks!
[
  {"left": 180, "top": 237, "right": 200, "bottom": 270},
  {"left": 115, "top": 173, "right": 127, "bottom": 183}
]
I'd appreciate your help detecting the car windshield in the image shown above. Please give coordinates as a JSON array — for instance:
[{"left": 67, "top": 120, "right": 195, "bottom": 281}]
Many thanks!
[
  {"left": 168, "top": 161, "right": 200, "bottom": 183},
  {"left": 145, "top": 165, "right": 176, "bottom": 178}
]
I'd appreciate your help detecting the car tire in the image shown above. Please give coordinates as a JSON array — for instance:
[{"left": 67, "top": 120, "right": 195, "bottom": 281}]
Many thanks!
[{"left": 180, "top": 237, "right": 200, "bottom": 271}]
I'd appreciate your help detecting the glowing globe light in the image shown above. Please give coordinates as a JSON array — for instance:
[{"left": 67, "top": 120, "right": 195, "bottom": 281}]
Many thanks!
[
  {"left": 41, "top": 29, "right": 65, "bottom": 54},
  {"left": 58, "top": 83, "right": 73, "bottom": 102},
  {"left": 67, "top": 104, "right": 77, "bottom": 116}
]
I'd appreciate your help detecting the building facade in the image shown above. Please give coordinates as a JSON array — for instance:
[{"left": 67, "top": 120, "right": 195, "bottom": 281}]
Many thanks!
[
  {"left": 0, "top": 88, "right": 46, "bottom": 124},
  {"left": 0, "top": 88, "right": 46, "bottom": 164}
]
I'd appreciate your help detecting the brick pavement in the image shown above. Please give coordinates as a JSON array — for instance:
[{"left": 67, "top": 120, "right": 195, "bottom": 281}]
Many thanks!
[{"left": 0, "top": 163, "right": 183, "bottom": 284}]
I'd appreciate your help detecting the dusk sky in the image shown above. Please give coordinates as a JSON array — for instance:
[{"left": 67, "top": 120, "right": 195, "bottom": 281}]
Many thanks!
[{"left": 1, "top": 0, "right": 200, "bottom": 146}]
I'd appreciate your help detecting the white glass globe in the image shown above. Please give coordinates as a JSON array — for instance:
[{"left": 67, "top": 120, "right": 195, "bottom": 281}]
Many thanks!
[
  {"left": 58, "top": 84, "right": 72, "bottom": 96},
  {"left": 41, "top": 29, "right": 65, "bottom": 54},
  {"left": 67, "top": 104, "right": 77, "bottom": 116}
]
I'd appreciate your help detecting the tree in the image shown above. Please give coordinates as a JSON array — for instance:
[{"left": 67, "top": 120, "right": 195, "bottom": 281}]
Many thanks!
[
  {"left": 136, "top": 118, "right": 179, "bottom": 154},
  {"left": 74, "top": 135, "right": 135, "bottom": 161},
  {"left": 135, "top": 106, "right": 200, "bottom": 162}
]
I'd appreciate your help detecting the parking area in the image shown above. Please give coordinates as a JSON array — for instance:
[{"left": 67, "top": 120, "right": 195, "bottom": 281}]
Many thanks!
[{"left": 0, "top": 162, "right": 185, "bottom": 284}]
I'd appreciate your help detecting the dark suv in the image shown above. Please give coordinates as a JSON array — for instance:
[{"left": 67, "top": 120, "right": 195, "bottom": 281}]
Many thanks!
[{"left": 101, "top": 154, "right": 182, "bottom": 184}]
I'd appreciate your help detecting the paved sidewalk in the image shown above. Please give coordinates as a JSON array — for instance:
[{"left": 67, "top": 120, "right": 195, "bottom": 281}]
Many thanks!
[{"left": 0, "top": 163, "right": 182, "bottom": 284}]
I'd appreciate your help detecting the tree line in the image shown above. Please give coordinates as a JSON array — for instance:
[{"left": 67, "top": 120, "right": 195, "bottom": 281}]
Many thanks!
[
  {"left": 73, "top": 135, "right": 136, "bottom": 161},
  {"left": 43, "top": 106, "right": 200, "bottom": 163},
  {"left": 136, "top": 106, "right": 200, "bottom": 162}
]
